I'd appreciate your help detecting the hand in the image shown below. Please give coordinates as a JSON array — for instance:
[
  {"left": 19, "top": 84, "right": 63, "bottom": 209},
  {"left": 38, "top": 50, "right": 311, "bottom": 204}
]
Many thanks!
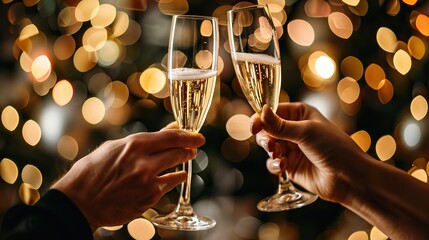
[
  {"left": 250, "top": 103, "right": 368, "bottom": 203},
  {"left": 52, "top": 129, "right": 205, "bottom": 231}
]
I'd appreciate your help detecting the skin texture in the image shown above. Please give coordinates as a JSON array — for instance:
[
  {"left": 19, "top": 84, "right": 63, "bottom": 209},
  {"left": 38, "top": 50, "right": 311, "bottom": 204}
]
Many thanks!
[
  {"left": 251, "top": 103, "right": 429, "bottom": 240},
  {"left": 53, "top": 126, "right": 205, "bottom": 232}
]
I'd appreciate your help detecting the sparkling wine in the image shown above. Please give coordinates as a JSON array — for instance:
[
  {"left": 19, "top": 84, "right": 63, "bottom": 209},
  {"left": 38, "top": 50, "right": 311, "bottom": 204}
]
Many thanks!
[
  {"left": 170, "top": 68, "right": 217, "bottom": 132},
  {"left": 234, "top": 52, "right": 281, "bottom": 113}
]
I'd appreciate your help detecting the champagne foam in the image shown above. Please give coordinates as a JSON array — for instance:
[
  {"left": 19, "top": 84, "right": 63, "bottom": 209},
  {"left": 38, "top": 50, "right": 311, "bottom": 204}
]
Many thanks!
[
  {"left": 170, "top": 68, "right": 217, "bottom": 81},
  {"left": 235, "top": 52, "right": 280, "bottom": 65}
]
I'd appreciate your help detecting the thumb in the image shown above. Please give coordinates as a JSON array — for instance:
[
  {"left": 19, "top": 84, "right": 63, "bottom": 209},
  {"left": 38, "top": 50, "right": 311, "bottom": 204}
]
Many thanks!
[{"left": 260, "top": 104, "right": 303, "bottom": 143}]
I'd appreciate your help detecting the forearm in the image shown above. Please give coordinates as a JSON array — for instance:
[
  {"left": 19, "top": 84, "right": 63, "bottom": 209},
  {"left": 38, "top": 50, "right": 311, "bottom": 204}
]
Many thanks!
[{"left": 340, "top": 155, "right": 429, "bottom": 239}]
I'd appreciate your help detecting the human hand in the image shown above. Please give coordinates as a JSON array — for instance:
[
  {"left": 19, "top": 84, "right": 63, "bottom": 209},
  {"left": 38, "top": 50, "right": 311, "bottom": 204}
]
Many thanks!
[
  {"left": 251, "top": 103, "right": 368, "bottom": 203},
  {"left": 52, "top": 129, "right": 205, "bottom": 231}
]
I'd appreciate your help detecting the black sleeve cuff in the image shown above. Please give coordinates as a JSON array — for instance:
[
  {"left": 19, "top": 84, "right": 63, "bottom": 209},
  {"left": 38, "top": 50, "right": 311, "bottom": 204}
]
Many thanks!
[
  {"left": 0, "top": 189, "right": 93, "bottom": 240},
  {"left": 35, "top": 189, "right": 93, "bottom": 240}
]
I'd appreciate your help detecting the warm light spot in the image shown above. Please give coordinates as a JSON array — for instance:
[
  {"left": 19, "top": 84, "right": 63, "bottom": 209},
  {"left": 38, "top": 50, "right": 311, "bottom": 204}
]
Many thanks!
[
  {"left": 2, "top": 106, "right": 19, "bottom": 131},
  {"left": 115, "top": 0, "right": 147, "bottom": 11},
  {"left": 410, "top": 95, "right": 428, "bottom": 121},
  {"left": 82, "top": 97, "right": 105, "bottom": 125},
  {"left": 31, "top": 55, "right": 51, "bottom": 82},
  {"left": 200, "top": 19, "right": 213, "bottom": 37},
  {"left": 364, "top": 63, "right": 385, "bottom": 90},
  {"left": 287, "top": 19, "right": 315, "bottom": 46},
  {"left": 58, "top": 135, "right": 79, "bottom": 160},
  {"left": 342, "top": 0, "right": 360, "bottom": 6},
  {"left": 348, "top": 0, "right": 368, "bottom": 16},
  {"left": 52, "top": 80, "right": 73, "bottom": 106},
  {"left": 82, "top": 27, "right": 107, "bottom": 52},
  {"left": 23, "top": 0, "right": 39, "bottom": 7},
  {"left": 33, "top": 71, "right": 57, "bottom": 96},
  {"left": 127, "top": 218, "right": 155, "bottom": 240},
  {"left": 97, "top": 40, "right": 121, "bottom": 67},
  {"left": 408, "top": 36, "right": 425, "bottom": 60},
  {"left": 258, "top": 0, "right": 285, "bottom": 12},
  {"left": 112, "top": 11, "right": 129, "bottom": 37},
  {"left": 304, "top": 0, "right": 331, "bottom": 17},
  {"left": 258, "top": 222, "right": 280, "bottom": 240},
  {"left": 73, "top": 47, "right": 97, "bottom": 72},
  {"left": 348, "top": 231, "right": 368, "bottom": 240},
  {"left": 375, "top": 135, "right": 396, "bottom": 161},
  {"left": 20, "top": 52, "right": 32, "bottom": 72},
  {"left": 22, "top": 120, "right": 41, "bottom": 146},
  {"left": 351, "top": 130, "right": 371, "bottom": 152},
  {"left": 328, "top": 12, "right": 353, "bottom": 39},
  {"left": 213, "top": 5, "right": 233, "bottom": 27},
  {"left": 19, "top": 183, "right": 40, "bottom": 206},
  {"left": 411, "top": 169, "right": 428, "bottom": 182},
  {"left": 19, "top": 24, "right": 39, "bottom": 41},
  {"left": 167, "top": 51, "right": 187, "bottom": 69},
  {"left": 75, "top": 0, "right": 100, "bottom": 22},
  {"left": 21, "top": 164, "right": 42, "bottom": 189},
  {"left": 315, "top": 55, "right": 336, "bottom": 79},
  {"left": 54, "top": 35, "right": 76, "bottom": 60},
  {"left": 370, "top": 226, "right": 388, "bottom": 240},
  {"left": 139, "top": 68, "right": 167, "bottom": 94},
  {"left": 195, "top": 50, "right": 213, "bottom": 69},
  {"left": 104, "top": 81, "right": 129, "bottom": 108},
  {"left": 226, "top": 114, "right": 252, "bottom": 141},
  {"left": 377, "top": 79, "right": 394, "bottom": 104},
  {"left": 393, "top": 49, "right": 412, "bottom": 75},
  {"left": 0, "top": 158, "right": 18, "bottom": 184},
  {"left": 57, "top": 6, "right": 83, "bottom": 35},
  {"left": 118, "top": 19, "right": 141, "bottom": 46},
  {"left": 142, "top": 208, "right": 158, "bottom": 220},
  {"left": 376, "top": 27, "right": 397, "bottom": 53},
  {"left": 416, "top": 14, "right": 429, "bottom": 37},
  {"left": 90, "top": 4, "right": 116, "bottom": 28},
  {"left": 105, "top": 104, "right": 131, "bottom": 125},
  {"left": 402, "top": 0, "right": 417, "bottom": 5},
  {"left": 341, "top": 56, "right": 364, "bottom": 80},
  {"left": 338, "top": 77, "right": 360, "bottom": 104},
  {"left": 103, "top": 225, "right": 123, "bottom": 231},
  {"left": 158, "top": 0, "right": 189, "bottom": 16}
]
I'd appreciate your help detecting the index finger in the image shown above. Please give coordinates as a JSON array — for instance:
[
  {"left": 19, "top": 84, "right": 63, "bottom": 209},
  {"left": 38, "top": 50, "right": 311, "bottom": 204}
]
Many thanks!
[{"left": 133, "top": 129, "right": 206, "bottom": 153}]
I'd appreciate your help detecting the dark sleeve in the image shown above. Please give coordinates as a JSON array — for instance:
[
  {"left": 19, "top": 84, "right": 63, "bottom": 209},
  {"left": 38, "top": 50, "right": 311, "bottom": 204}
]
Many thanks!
[{"left": 0, "top": 189, "right": 93, "bottom": 240}]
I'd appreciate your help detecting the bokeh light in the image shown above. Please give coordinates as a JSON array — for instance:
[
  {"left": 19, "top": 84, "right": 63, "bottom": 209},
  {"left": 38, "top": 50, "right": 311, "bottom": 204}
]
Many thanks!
[
  {"left": 375, "top": 135, "right": 396, "bottom": 161},
  {"left": 127, "top": 218, "right": 155, "bottom": 240},
  {"left": 22, "top": 120, "right": 42, "bottom": 146},
  {"left": 82, "top": 97, "right": 105, "bottom": 125},
  {"left": 226, "top": 114, "right": 252, "bottom": 141},
  {"left": 1, "top": 0, "right": 429, "bottom": 239},
  {"left": 52, "top": 80, "right": 73, "bottom": 106},
  {"left": 1, "top": 106, "right": 19, "bottom": 131},
  {"left": 0, "top": 158, "right": 19, "bottom": 184},
  {"left": 21, "top": 164, "right": 43, "bottom": 189}
]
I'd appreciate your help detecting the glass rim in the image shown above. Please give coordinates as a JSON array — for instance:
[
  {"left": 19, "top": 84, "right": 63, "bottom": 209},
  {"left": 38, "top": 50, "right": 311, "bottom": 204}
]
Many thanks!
[
  {"left": 227, "top": 4, "right": 268, "bottom": 13},
  {"left": 172, "top": 15, "right": 218, "bottom": 21}
]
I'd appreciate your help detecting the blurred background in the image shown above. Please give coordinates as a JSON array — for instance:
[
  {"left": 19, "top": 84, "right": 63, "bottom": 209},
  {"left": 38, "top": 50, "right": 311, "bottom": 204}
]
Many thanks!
[{"left": 0, "top": 0, "right": 428, "bottom": 239}]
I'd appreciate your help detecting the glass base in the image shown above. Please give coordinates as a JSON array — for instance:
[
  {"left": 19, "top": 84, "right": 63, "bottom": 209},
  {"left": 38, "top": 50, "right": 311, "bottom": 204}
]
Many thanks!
[
  {"left": 151, "top": 212, "right": 216, "bottom": 231},
  {"left": 257, "top": 190, "right": 318, "bottom": 212}
]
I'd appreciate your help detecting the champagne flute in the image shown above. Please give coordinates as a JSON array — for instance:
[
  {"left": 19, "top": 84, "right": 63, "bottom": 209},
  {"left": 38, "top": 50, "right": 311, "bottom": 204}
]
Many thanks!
[
  {"left": 227, "top": 5, "right": 317, "bottom": 212},
  {"left": 151, "top": 15, "right": 218, "bottom": 231}
]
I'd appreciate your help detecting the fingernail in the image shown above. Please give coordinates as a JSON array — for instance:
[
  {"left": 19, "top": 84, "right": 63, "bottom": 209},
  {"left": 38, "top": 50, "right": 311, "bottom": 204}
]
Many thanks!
[
  {"left": 260, "top": 139, "right": 268, "bottom": 150},
  {"left": 271, "top": 161, "right": 281, "bottom": 172}
]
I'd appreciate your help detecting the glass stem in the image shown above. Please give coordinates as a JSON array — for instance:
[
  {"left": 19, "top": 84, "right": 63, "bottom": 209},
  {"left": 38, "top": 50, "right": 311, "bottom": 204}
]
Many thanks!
[
  {"left": 277, "top": 170, "right": 294, "bottom": 194},
  {"left": 174, "top": 160, "right": 195, "bottom": 216}
]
